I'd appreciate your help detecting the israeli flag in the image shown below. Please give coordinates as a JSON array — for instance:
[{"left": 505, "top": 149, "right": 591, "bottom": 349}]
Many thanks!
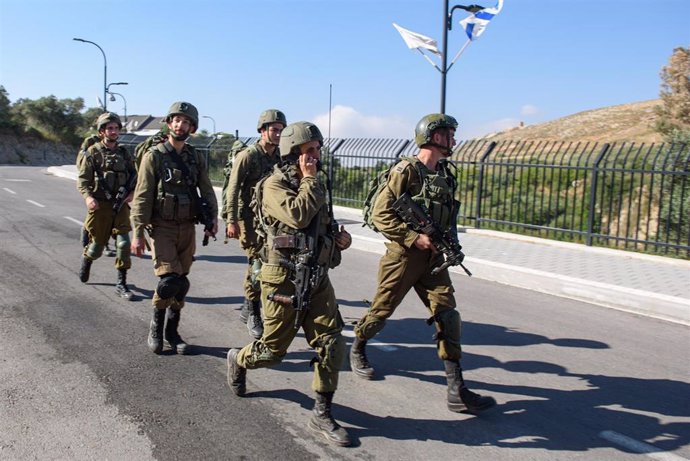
[{"left": 459, "top": 0, "right": 504, "bottom": 41}]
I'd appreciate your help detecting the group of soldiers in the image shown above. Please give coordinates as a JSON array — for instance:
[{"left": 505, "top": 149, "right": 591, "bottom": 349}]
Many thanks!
[{"left": 76, "top": 103, "right": 496, "bottom": 448}]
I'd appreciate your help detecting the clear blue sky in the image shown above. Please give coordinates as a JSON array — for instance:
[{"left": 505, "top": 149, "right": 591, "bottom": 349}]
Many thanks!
[{"left": 1, "top": 0, "right": 688, "bottom": 140}]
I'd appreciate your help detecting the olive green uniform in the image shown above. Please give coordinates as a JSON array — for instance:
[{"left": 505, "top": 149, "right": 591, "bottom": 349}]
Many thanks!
[
  {"left": 223, "top": 143, "right": 280, "bottom": 302},
  {"left": 130, "top": 140, "right": 218, "bottom": 310},
  {"left": 353, "top": 158, "right": 463, "bottom": 361},
  {"left": 76, "top": 141, "right": 135, "bottom": 269},
  {"left": 235, "top": 164, "right": 345, "bottom": 393}
]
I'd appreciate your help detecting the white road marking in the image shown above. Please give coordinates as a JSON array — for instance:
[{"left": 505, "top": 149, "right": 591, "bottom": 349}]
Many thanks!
[
  {"left": 3, "top": 187, "right": 16, "bottom": 194},
  {"left": 599, "top": 430, "right": 689, "bottom": 461},
  {"left": 340, "top": 329, "right": 398, "bottom": 352},
  {"left": 26, "top": 200, "right": 45, "bottom": 208},
  {"left": 5, "top": 179, "right": 30, "bottom": 182},
  {"left": 64, "top": 216, "right": 84, "bottom": 226}
]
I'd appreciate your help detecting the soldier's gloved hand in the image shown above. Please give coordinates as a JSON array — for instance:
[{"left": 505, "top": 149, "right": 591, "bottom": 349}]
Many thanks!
[
  {"left": 207, "top": 217, "right": 219, "bottom": 238},
  {"left": 85, "top": 196, "right": 99, "bottom": 211},
  {"left": 335, "top": 225, "right": 352, "bottom": 250}
]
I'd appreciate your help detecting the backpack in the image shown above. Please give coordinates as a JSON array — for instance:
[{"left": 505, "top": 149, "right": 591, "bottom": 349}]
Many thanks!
[
  {"left": 220, "top": 139, "right": 249, "bottom": 221},
  {"left": 362, "top": 156, "right": 421, "bottom": 232},
  {"left": 134, "top": 130, "right": 167, "bottom": 171}
]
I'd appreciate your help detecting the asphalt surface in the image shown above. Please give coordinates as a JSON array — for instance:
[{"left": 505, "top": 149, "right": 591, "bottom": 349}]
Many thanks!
[{"left": 1, "top": 165, "right": 689, "bottom": 461}]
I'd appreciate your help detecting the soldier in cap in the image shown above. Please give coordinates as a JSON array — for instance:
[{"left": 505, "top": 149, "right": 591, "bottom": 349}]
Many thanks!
[
  {"left": 223, "top": 109, "right": 287, "bottom": 339},
  {"left": 226, "top": 121, "right": 353, "bottom": 447},
  {"left": 350, "top": 114, "right": 497, "bottom": 415},
  {"left": 76, "top": 112, "right": 136, "bottom": 299},
  {"left": 130, "top": 101, "right": 218, "bottom": 355}
]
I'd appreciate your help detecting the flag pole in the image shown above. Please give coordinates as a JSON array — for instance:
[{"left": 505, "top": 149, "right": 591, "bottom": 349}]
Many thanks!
[
  {"left": 447, "top": 38, "right": 472, "bottom": 71},
  {"left": 417, "top": 49, "right": 442, "bottom": 72}
]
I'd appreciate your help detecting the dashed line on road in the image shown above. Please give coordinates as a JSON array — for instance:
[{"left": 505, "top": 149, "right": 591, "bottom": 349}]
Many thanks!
[
  {"left": 26, "top": 199, "right": 45, "bottom": 208},
  {"left": 340, "top": 329, "right": 398, "bottom": 352},
  {"left": 3, "top": 187, "right": 16, "bottom": 194},
  {"left": 64, "top": 216, "right": 83, "bottom": 226},
  {"left": 5, "top": 179, "right": 30, "bottom": 182},
  {"left": 599, "top": 430, "right": 689, "bottom": 461}
]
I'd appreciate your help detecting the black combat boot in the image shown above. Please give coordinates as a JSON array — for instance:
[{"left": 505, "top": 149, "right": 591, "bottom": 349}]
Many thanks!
[
  {"left": 79, "top": 256, "right": 92, "bottom": 283},
  {"left": 444, "top": 360, "right": 496, "bottom": 414},
  {"left": 164, "top": 308, "right": 188, "bottom": 354},
  {"left": 115, "top": 269, "right": 133, "bottom": 300},
  {"left": 246, "top": 300, "right": 263, "bottom": 339},
  {"left": 226, "top": 348, "right": 246, "bottom": 396},
  {"left": 308, "top": 392, "right": 351, "bottom": 447},
  {"left": 350, "top": 337, "right": 375, "bottom": 380},
  {"left": 147, "top": 308, "right": 165, "bottom": 354}
]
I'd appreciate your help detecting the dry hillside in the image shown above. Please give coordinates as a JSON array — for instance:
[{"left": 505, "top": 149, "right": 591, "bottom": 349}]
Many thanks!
[{"left": 485, "top": 99, "right": 663, "bottom": 143}]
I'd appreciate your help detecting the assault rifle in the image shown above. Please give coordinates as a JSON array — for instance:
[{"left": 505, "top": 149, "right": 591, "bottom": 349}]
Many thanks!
[
  {"left": 197, "top": 197, "right": 217, "bottom": 246},
  {"left": 112, "top": 172, "right": 137, "bottom": 217},
  {"left": 267, "top": 216, "right": 321, "bottom": 329},
  {"left": 392, "top": 192, "right": 472, "bottom": 277}
]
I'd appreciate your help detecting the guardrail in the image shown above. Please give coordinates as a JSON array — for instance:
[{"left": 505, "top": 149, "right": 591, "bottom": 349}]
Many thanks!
[{"left": 120, "top": 136, "right": 689, "bottom": 258}]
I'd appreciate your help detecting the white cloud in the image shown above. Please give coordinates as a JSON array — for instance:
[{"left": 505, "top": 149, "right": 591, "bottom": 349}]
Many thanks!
[
  {"left": 520, "top": 104, "right": 539, "bottom": 116},
  {"left": 312, "top": 105, "right": 412, "bottom": 139}
]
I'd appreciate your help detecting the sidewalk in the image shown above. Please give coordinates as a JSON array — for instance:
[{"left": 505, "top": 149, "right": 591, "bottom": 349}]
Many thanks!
[{"left": 49, "top": 165, "right": 690, "bottom": 326}]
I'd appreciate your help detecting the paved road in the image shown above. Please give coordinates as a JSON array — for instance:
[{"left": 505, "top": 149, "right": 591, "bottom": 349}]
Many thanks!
[{"left": 1, "top": 165, "right": 689, "bottom": 460}]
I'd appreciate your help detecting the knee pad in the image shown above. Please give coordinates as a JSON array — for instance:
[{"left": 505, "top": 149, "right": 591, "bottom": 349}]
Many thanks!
[
  {"left": 317, "top": 334, "right": 346, "bottom": 373},
  {"left": 175, "top": 275, "right": 190, "bottom": 302},
  {"left": 116, "top": 233, "right": 131, "bottom": 250},
  {"left": 434, "top": 309, "right": 461, "bottom": 347},
  {"left": 86, "top": 242, "right": 105, "bottom": 260},
  {"left": 156, "top": 273, "right": 182, "bottom": 299},
  {"left": 355, "top": 316, "right": 386, "bottom": 340}
]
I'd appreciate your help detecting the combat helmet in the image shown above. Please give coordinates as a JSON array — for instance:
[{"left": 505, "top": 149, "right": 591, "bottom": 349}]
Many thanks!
[
  {"left": 414, "top": 113, "right": 458, "bottom": 148},
  {"left": 96, "top": 112, "right": 122, "bottom": 131},
  {"left": 257, "top": 109, "right": 287, "bottom": 132},
  {"left": 279, "top": 122, "right": 323, "bottom": 158},
  {"left": 166, "top": 101, "right": 199, "bottom": 131}
]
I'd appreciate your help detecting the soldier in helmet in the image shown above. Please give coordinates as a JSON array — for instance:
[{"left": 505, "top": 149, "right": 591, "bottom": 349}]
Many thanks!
[
  {"left": 130, "top": 101, "right": 218, "bottom": 355},
  {"left": 76, "top": 112, "right": 136, "bottom": 299},
  {"left": 226, "top": 122, "right": 353, "bottom": 447},
  {"left": 223, "top": 109, "right": 287, "bottom": 339},
  {"left": 350, "top": 114, "right": 497, "bottom": 415}
]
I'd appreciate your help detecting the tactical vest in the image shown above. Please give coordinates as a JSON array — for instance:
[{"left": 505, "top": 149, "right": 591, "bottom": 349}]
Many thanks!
[
  {"left": 407, "top": 158, "right": 458, "bottom": 230},
  {"left": 238, "top": 144, "right": 280, "bottom": 218},
  {"left": 85, "top": 143, "right": 132, "bottom": 201},
  {"left": 152, "top": 142, "right": 200, "bottom": 222},
  {"left": 257, "top": 165, "right": 339, "bottom": 270}
]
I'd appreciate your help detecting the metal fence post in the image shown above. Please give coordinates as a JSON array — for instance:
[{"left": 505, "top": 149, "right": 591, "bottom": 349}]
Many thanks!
[
  {"left": 586, "top": 143, "right": 610, "bottom": 246},
  {"left": 474, "top": 141, "right": 497, "bottom": 229}
]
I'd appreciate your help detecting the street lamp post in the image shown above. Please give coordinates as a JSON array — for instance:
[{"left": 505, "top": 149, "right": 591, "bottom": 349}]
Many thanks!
[
  {"left": 108, "top": 92, "right": 128, "bottom": 131},
  {"left": 202, "top": 115, "right": 216, "bottom": 136},
  {"left": 73, "top": 37, "right": 108, "bottom": 110},
  {"left": 107, "top": 81, "right": 128, "bottom": 94},
  {"left": 440, "top": 2, "right": 484, "bottom": 114}
]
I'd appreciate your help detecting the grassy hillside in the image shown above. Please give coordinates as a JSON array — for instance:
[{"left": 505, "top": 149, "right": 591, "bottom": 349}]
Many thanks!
[{"left": 484, "top": 99, "right": 663, "bottom": 143}]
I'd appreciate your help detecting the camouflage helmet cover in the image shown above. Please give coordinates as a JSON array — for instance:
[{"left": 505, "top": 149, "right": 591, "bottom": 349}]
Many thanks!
[
  {"left": 257, "top": 109, "right": 287, "bottom": 132},
  {"left": 96, "top": 112, "right": 122, "bottom": 131},
  {"left": 278, "top": 121, "right": 323, "bottom": 158},
  {"left": 414, "top": 113, "right": 458, "bottom": 148},
  {"left": 166, "top": 101, "right": 199, "bottom": 129}
]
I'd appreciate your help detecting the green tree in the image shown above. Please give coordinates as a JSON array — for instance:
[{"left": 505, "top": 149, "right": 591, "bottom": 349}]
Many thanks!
[
  {"left": 11, "top": 95, "right": 87, "bottom": 145},
  {"left": 0, "top": 85, "right": 15, "bottom": 131},
  {"left": 655, "top": 46, "right": 690, "bottom": 143}
]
